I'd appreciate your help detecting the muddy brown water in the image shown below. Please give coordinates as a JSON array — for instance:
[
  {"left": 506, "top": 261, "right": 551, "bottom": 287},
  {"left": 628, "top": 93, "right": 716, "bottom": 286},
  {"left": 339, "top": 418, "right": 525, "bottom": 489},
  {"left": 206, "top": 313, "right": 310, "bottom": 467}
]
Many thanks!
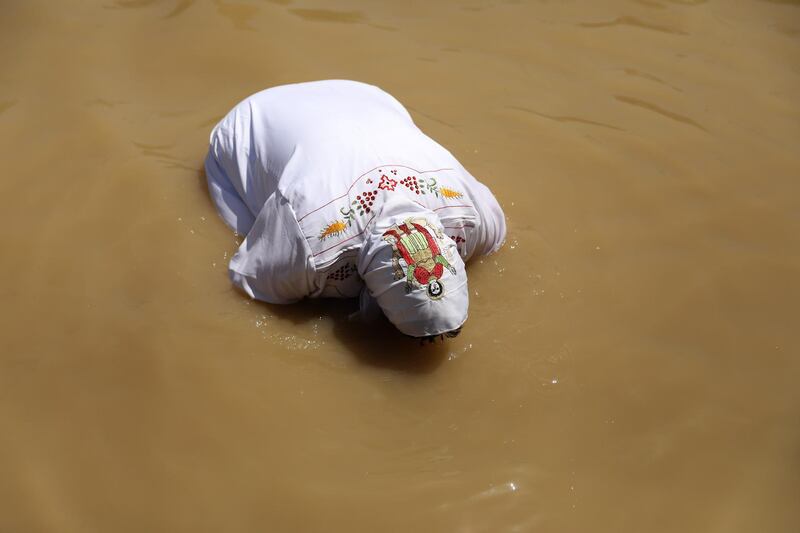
[{"left": 1, "top": 1, "right": 799, "bottom": 531}]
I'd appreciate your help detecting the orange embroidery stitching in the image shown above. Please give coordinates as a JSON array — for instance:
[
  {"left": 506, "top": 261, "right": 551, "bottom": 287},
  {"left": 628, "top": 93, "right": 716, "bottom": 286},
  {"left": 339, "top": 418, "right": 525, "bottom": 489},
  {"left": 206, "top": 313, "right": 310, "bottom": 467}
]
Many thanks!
[
  {"left": 439, "top": 187, "right": 464, "bottom": 199},
  {"left": 318, "top": 220, "right": 348, "bottom": 241}
]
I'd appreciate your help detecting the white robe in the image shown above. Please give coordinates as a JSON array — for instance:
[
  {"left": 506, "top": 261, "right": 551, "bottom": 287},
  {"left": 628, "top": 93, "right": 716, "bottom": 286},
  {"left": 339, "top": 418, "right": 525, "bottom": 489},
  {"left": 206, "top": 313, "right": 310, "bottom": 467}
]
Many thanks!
[{"left": 205, "top": 80, "right": 506, "bottom": 305}]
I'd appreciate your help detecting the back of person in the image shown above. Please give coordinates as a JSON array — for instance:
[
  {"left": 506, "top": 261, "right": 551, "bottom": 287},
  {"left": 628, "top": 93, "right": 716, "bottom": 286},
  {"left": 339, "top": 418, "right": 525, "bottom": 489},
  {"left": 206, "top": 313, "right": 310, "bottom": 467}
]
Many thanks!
[{"left": 205, "top": 80, "right": 506, "bottom": 337}]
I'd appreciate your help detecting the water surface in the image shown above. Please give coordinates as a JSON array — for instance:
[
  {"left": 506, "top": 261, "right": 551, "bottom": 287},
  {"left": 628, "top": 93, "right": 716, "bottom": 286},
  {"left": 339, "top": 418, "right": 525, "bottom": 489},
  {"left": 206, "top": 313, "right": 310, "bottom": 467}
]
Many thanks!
[{"left": 1, "top": 1, "right": 799, "bottom": 531}]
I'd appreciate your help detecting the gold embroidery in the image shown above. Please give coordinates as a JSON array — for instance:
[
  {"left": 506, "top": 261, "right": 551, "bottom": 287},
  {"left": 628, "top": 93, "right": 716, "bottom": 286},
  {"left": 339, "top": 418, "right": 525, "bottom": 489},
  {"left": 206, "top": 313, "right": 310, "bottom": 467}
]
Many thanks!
[
  {"left": 439, "top": 187, "right": 464, "bottom": 199},
  {"left": 318, "top": 220, "right": 348, "bottom": 241}
]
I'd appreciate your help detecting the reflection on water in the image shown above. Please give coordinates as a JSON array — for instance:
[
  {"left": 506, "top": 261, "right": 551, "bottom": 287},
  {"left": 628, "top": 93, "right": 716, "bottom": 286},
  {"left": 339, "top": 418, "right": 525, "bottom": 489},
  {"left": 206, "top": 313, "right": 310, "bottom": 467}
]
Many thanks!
[{"left": 1, "top": 0, "right": 799, "bottom": 531}]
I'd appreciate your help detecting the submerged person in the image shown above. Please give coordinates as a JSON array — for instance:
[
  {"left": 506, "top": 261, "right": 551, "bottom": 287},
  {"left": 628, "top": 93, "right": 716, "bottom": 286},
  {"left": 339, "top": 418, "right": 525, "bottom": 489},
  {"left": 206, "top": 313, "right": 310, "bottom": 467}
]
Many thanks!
[{"left": 205, "top": 80, "right": 505, "bottom": 339}]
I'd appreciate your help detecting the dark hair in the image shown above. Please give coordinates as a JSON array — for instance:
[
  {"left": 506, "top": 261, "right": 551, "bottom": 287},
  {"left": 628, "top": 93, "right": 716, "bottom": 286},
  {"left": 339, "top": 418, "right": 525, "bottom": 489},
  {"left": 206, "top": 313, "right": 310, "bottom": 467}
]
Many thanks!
[{"left": 410, "top": 327, "right": 462, "bottom": 345}]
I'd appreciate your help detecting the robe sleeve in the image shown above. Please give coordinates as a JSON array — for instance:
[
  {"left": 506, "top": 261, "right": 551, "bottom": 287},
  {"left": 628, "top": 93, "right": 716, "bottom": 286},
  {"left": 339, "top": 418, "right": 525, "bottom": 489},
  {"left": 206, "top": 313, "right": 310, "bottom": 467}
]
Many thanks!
[
  {"left": 204, "top": 150, "right": 256, "bottom": 235},
  {"left": 471, "top": 178, "right": 507, "bottom": 256},
  {"left": 450, "top": 163, "right": 507, "bottom": 258},
  {"left": 228, "top": 190, "right": 316, "bottom": 304}
]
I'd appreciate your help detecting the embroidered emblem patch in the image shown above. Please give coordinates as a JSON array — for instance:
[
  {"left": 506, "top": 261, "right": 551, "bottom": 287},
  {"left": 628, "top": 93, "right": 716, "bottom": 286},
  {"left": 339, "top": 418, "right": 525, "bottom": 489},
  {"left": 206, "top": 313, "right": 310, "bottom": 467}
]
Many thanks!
[{"left": 382, "top": 218, "right": 456, "bottom": 300}]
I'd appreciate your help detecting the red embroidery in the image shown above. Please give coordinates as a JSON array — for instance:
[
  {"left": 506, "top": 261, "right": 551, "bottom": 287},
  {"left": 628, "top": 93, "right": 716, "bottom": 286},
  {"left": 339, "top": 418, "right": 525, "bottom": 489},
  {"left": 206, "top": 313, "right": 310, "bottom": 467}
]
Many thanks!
[
  {"left": 449, "top": 234, "right": 466, "bottom": 253},
  {"left": 354, "top": 189, "right": 379, "bottom": 215},
  {"left": 382, "top": 219, "right": 457, "bottom": 299},
  {"left": 400, "top": 175, "right": 421, "bottom": 194},
  {"left": 415, "top": 263, "right": 444, "bottom": 284},
  {"left": 298, "top": 164, "right": 453, "bottom": 223},
  {"left": 378, "top": 174, "right": 398, "bottom": 191},
  {"left": 311, "top": 166, "right": 472, "bottom": 260},
  {"left": 326, "top": 262, "right": 357, "bottom": 282}
]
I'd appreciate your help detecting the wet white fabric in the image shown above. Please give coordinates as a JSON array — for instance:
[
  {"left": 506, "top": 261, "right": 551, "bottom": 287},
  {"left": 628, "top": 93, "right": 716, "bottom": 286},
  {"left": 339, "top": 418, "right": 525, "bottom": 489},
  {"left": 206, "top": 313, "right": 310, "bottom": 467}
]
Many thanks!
[
  {"left": 204, "top": 80, "right": 505, "bottom": 336},
  {"left": 358, "top": 196, "right": 468, "bottom": 336}
]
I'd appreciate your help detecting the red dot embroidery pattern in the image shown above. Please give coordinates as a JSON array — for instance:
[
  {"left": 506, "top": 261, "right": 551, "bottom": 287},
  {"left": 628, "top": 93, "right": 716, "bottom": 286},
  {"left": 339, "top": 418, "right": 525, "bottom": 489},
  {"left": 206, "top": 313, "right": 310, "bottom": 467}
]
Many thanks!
[
  {"left": 354, "top": 189, "right": 379, "bottom": 215},
  {"left": 449, "top": 234, "right": 466, "bottom": 253},
  {"left": 326, "top": 262, "right": 357, "bottom": 282},
  {"left": 400, "top": 175, "right": 421, "bottom": 195}
]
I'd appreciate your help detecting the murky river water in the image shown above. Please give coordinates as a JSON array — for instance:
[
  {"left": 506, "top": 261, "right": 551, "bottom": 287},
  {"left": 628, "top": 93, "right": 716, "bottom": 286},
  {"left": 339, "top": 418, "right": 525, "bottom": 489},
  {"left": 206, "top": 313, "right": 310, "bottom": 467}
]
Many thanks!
[{"left": 1, "top": 0, "right": 799, "bottom": 531}]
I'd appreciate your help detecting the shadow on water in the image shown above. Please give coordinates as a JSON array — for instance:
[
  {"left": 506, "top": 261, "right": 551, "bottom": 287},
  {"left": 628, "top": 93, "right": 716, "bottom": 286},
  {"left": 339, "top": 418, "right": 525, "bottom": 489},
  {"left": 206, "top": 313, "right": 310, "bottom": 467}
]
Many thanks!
[
  {"left": 196, "top": 167, "right": 448, "bottom": 374},
  {"left": 264, "top": 297, "right": 449, "bottom": 374}
]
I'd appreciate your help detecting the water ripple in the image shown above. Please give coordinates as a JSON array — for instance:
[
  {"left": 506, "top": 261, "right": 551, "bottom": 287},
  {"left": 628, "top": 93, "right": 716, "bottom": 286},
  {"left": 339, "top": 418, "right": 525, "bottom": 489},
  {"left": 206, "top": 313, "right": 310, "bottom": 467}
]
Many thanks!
[
  {"left": 213, "top": 0, "right": 260, "bottom": 31},
  {"left": 165, "top": 0, "right": 195, "bottom": 18},
  {"left": 580, "top": 15, "right": 688, "bottom": 35},
  {"left": 665, "top": 0, "right": 708, "bottom": 5},
  {"left": 633, "top": 0, "right": 667, "bottom": 9},
  {"left": 507, "top": 105, "right": 625, "bottom": 132},
  {"left": 289, "top": 8, "right": 366, "bottom": 24},
  {"left": 615, "top": 95, "right": 708, "bottom": 132},
  {"left": 620, "top": 67, "right": 684, "bottom": 92},
  {"left": 109, "top": 0, "right": 158, "bottom": 7}
]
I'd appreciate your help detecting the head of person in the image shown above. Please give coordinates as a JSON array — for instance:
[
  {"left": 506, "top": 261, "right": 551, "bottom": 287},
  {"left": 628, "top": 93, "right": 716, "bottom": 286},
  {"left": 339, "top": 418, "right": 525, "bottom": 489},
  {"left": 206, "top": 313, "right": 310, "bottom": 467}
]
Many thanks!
[{"left": 358, "top": 196, "right": 468, "bottom": 338}]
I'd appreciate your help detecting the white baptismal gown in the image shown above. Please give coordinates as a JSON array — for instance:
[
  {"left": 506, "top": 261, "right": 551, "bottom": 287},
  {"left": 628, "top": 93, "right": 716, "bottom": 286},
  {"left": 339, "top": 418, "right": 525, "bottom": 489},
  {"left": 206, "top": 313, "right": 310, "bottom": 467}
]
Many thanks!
[{"left": 205, "top": 80, "right": 506, "bottom": 304}]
